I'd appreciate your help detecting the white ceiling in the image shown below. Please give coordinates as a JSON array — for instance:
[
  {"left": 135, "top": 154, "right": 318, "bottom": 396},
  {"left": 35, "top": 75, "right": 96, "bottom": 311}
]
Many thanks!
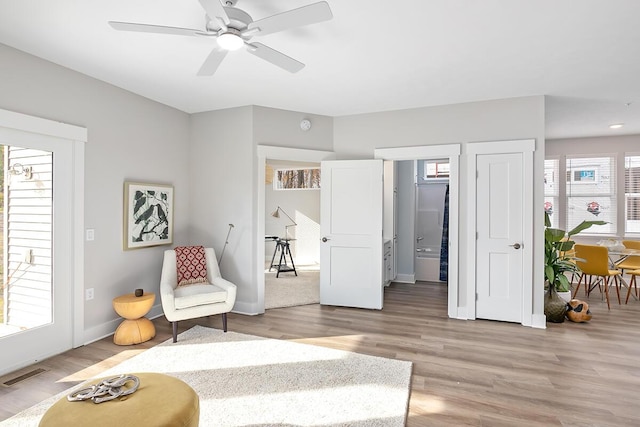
[{"left": 1, "top": 0, "right": 640, "bottom": 139}]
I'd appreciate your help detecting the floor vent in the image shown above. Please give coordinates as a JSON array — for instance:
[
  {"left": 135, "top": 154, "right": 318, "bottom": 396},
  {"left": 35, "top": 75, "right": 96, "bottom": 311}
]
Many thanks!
[{"left": 2, "top": 368, "right": 47, "bottom": 387}]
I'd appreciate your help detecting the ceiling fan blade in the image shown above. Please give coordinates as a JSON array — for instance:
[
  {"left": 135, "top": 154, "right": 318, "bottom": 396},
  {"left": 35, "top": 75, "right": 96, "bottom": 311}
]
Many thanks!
[
  {"left": 197, "top": 46, "right": 229, "bottom": 76},
  {"left": 109, "top": 21, "right": 205, "bottom": 37},
  {"left": 246, "top": 1, "right": 332, "bottom": 37},
  {"left": 246, "top": 42, "right": 304, "bottom": 73},
  {"left": 198, "top": 0, "right": 230, "bottom": 29}
]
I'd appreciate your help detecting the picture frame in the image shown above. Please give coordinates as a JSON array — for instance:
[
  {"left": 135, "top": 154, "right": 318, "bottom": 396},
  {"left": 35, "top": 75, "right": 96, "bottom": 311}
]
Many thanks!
[{"left": 123, "top": 182, "right": 174, "bottom": 250}]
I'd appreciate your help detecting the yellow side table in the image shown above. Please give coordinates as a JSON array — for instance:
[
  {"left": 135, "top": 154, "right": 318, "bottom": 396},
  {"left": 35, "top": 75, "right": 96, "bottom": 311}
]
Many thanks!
[{"left": 112, "top": 292, "right": 156, "bottom": 345}]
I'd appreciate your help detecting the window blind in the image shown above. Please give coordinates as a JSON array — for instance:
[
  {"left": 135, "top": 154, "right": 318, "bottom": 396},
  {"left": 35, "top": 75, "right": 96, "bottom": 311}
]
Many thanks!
[
  {"left": 566, "top": 155, "right": 615, "bottom": 234},
  {"left": 625, "top": 155, "right": 640, "bottom": 234},
  {"left": 544, "top": 158, "right": 559, "bottom": 228}
]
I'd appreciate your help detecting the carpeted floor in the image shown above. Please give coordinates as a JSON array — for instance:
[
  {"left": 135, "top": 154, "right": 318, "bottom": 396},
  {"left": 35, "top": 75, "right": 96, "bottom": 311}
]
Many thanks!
[
  {"left": 2, "top": 325, "right": 412, "bottom": 426},
  {"left": 265, "top": 264, "right": 320, "bottom": 309}
]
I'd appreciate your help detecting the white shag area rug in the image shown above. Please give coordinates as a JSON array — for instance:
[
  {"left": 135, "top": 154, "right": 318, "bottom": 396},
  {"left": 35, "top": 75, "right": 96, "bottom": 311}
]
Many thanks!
[{"left": 3, "top": 326, "right": 412, "bottom": 426}]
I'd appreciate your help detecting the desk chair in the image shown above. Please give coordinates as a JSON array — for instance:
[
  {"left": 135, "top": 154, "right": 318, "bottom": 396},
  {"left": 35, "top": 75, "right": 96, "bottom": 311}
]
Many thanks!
[{"left": 573, "top": 244, "right": 622, "bottom": 310}]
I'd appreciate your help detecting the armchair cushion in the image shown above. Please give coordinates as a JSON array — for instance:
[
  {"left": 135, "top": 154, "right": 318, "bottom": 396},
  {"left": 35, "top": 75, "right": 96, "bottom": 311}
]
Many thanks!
[
  {"left": 174, "top": 283, "right": 228, "bottom": 309},
  {"left": 175, "top": 245, "right": 208, "bottom": 286}
]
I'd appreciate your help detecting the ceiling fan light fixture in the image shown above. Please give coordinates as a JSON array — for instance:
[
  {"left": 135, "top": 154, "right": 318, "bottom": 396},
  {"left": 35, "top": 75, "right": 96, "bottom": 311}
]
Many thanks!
[{"left": 217, "top": 31, "right": 244, "bottom": 51}]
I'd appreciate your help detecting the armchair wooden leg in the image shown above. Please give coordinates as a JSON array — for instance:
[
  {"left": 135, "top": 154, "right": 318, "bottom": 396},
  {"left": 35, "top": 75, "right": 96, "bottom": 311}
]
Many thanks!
[
  {"left": 222, "top": 313, "right": 228, "bottom": 332},
  {"left": 172, "top": 321, "right": 178, "bottom": 343}
]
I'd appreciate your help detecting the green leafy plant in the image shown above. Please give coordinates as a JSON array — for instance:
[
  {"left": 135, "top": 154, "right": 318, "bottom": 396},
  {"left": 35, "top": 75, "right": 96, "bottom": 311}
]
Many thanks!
[{"left": 544, "top": 212, "right": 606, "bottom": 292}]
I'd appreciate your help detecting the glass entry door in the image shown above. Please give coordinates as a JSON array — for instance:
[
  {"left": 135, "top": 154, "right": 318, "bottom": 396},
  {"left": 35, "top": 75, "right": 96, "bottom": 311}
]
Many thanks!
[{"left": 0, "top": 123, "right": 75, "bottom": 376}]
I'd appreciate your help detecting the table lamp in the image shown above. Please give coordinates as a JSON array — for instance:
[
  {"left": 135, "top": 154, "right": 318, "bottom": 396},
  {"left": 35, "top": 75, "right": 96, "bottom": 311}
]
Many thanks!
[{"left": 271, "top": 206, "right": 297, "bottom": 239}]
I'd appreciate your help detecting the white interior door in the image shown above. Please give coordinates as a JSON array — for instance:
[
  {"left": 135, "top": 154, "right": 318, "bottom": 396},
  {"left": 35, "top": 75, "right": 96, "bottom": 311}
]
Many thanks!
[
  {"left": 476, "top": 152, "right": 524, "bottom": 322},
  {"left": 320, "top": 159, "right": 383, "bottom": 309}
]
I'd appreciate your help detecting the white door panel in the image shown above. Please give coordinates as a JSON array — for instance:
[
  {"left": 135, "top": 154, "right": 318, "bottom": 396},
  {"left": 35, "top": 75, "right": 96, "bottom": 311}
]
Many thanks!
[
  {"left": 320, "top": 160, "right": 383, "bottom": 309},
  {"left": 476, "top": 153, "right": 524, "bottom": 322}
]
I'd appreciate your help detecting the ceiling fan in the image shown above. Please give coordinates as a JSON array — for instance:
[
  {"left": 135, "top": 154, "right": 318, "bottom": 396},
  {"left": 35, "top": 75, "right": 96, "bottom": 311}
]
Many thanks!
[{"left": 108, "top": 0, "right": 333, "bottom": 76}]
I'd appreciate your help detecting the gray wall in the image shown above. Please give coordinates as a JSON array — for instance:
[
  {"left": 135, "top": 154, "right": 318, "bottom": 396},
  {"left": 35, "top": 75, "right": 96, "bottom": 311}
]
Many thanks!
[
  {"left": 188, "top": 106, "right": 254, "bottom": 308},
  {"left": 188, "top": 106, "right": 333, "bottom": 313},
  {"left": 0, "top": 43, "right": 191, "bottom": 341}
]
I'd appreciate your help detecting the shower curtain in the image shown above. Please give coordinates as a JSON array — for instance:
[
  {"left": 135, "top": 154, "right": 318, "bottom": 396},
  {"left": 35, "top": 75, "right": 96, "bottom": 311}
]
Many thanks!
[{"left": 439, "top": 184, "right": 449, "bottom": 282}]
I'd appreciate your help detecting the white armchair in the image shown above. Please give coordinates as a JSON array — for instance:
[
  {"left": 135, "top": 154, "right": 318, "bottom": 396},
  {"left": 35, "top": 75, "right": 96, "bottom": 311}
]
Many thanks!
[{"left": 160, "top": 247, "right": 237, "bottom": 342}]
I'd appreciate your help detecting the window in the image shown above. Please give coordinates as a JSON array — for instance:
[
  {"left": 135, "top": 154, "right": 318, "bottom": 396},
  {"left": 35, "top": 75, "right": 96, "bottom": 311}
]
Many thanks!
[
  {"left": 566, "top": 155, "right": 615, "bottom": 234},
  {"left": 417, "top": 159, "right": 449, "bottom": 183},
  {"left": 544, "top": 159, "right": 559, "bottom": 228},
  {"left": 273, "top": 168, "right": 320, "bottom": 190},
  {"left": 626, "top": 155, "right": 640, "bottom": 234}
]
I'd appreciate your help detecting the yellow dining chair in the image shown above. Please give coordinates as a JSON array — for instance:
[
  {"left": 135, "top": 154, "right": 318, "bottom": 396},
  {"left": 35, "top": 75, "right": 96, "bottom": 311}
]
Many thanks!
[
  {"left": 617, "top": 240, "right": 640, "bottom": 271},
  {"left": 573, "top": 244, "right": 622, "bottom": 310},
  {"left": 625, "top": 269, "right": 640, "bottom": 304},
  {"left": 618, "top": 240, "right": 640, "bottom": 301}
]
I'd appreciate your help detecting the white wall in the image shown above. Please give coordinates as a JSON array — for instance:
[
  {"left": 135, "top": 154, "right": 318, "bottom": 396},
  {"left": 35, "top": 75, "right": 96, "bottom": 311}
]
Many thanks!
[
  {"left": 334, "top": 96, "right": 546, "bottom": 323},
  {"left": 0, "top": 43, "right": 191, "bottom": 342}
]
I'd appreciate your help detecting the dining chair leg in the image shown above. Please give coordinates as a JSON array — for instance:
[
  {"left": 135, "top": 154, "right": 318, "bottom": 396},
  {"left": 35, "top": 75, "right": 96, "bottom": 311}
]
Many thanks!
[
  {"left": 626, "top": 275, "right": 637, "bottom": 304},
  {"left": 603, "top": 276, "right": 611, "bottom": 310},
  {"left": 572, "top": 274, "right": 584, "bottom": 299},
  {"left": 614, "top": 276, "right": 621, "bottom": 305}
]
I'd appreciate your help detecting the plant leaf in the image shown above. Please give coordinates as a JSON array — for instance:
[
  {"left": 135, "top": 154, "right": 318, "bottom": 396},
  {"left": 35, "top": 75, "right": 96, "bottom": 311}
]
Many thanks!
[{"left": 567, "top": 220, "right": 608, "bottom": 237}]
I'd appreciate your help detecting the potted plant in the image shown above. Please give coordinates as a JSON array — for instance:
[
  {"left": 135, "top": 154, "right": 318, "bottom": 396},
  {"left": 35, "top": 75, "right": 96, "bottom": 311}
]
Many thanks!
[{"left": 544, "top": 212, "right": 606, "bottom": 322}]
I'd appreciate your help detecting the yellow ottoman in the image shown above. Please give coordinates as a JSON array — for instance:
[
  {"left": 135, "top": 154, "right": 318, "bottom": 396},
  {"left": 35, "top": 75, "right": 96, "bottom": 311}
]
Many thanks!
[{"left": 39, "top": 373, "right": 199, "bottom": 427}]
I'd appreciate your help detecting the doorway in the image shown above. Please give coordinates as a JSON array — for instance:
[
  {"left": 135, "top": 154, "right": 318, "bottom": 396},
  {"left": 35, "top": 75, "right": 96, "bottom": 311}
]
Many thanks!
[
  {"left": 264, "top": 159, "right": 321, "bottom": 309},
  {"left": 375, "top": 144, "right": 460, "bottom": 319},
  {"left": 414, "top": 159, "right": 450, "bottom": 283},
  {"left": 256, "top": 146, "right": 335, "bottom": 313}
]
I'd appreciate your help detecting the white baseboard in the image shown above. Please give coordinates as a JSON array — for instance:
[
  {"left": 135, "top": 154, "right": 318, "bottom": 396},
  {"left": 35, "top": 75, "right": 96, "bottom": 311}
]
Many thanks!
[
  {"left": 531, "top": 314, "right": 547, "bottom": 329},
  {"left": 394, "top": 273, "right": 415, "bottom": 284},
  {"left": 231, "top": 300, "right": 262, "bottom": 315}
]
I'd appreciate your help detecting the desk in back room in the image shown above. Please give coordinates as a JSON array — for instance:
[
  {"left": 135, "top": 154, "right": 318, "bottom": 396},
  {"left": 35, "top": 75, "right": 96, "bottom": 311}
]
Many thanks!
[{"left": 265, "top": 236, "right": 297, "bottom": 278}]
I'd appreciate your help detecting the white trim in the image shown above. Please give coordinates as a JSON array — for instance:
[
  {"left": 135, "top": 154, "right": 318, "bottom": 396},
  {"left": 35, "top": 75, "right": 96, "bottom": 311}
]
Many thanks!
[
  {"left": 0, "top": 108, "right": 87, "bottom": 142},
  {"left": 73, "top": 141, "right": 85, "bottom": 347},
  {"left": 465, "top": 139, "right": 535, "bottom": 326},
  {"left": 376, "top": 144, "right": 461, "bottom": 160},
  {"left": 467, "top": 139, "right": 535, "bottom": 155},
  {"left": 256, "top": 145, "right": 336, "bottom": 313},
  {"left": 375, "top": 144, "right": 461, "bottom": 320}
]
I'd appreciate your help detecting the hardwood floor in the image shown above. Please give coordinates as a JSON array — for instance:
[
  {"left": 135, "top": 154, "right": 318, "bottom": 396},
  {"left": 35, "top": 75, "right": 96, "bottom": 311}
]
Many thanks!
[{"left": 1, "top": 281, "right": 640, "bottom": 426}]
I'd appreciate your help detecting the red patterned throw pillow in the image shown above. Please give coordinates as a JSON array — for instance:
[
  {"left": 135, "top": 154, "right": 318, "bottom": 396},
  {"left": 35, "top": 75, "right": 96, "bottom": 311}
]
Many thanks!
[{"left": 175, "top": 246, "right": 208, "bottom": 286}]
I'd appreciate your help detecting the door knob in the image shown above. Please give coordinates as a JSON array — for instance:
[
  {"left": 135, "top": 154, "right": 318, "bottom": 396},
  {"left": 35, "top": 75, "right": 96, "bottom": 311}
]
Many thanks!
[
  {"left": 509, "top": 243, "right": 521, "bottom": 249},
  {"left": 322, "top": 237, "right": 330, "bottom": 242}
]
